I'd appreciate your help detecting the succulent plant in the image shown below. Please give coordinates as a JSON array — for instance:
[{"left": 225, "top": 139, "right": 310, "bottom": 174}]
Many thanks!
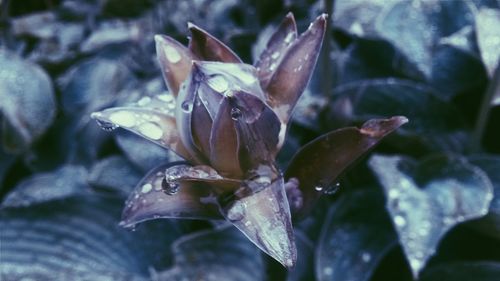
[{"left": 91, "top": 12, "right": 407, "bottom": 268}]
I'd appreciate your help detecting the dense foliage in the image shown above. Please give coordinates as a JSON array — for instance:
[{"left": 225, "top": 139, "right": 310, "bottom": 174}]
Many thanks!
[{"left": 1, "top": 0, "right": 499, "bottom": 280}]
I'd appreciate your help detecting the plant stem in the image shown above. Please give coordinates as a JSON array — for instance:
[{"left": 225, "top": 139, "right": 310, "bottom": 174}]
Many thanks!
[{"left": 470, "top": 65, "right": 500, "bottom": 152}]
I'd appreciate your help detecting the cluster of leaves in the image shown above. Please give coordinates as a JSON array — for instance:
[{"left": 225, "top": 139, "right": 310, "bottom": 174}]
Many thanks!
[{"left": 1, "top": 0, "right": 499, "bottom": 280}]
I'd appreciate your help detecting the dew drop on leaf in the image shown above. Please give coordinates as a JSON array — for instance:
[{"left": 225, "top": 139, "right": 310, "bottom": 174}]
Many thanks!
[
  {"left": 161, "top": 177, "right": 180, "bottom": 195},
  {"left": 181, "top": 101, "right": 193, "bottom": 113},
  {"left": 323, "top": 182, "right": 341, "bottom": 195},
  {"left": 95, "top": 119, "right": 118, "bottom": 131},
  {"left": 231, "top": 107, "right": 242, "bottom": 120}
]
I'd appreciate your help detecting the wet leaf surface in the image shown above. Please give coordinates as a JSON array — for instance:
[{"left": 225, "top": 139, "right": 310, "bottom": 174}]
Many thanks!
[
  {"left": 58, "top": 56, "right": 134, "bottom": 119},
  {"left": 156, "top": 227, "right": 264, "bottom": 281},
  {"left": 316, "top": 190, "right": 397, "bottom": 281},
  {"left": 223, "top": 176, "right": 296, "bottom": 268},
  {"left": 88, "top": 155, "right": 143, "bottom": 196},
  {"left": 375, "top": 0, "right": 475, "bottom": 80},
  {"left": 120, "top": 162, "right": 222, "bottom": 228},
  {"left": 115, "top": 131, "right": 176, "bottom": 172},
  {"left": 475, "top": 8, "right": 500, "bottom": 77},
  {"left": 324, "top": 79, "right": 467, "bottom": 152},
  {"left": 0, "top": 50, "right": 56, "bottom": 153},
  {"left": 369, "top": 154, "right": 493, "bottom": 277},
  {"left": 0, "top": 196, "right": 182, "bottom": 280},
  {"left": 285, "top": 116, "right": 408, "bottom": 218},
  {"left": 468, "top": 155, "right": 500, "bottom": 238},
  {"left": 1, "top": 165, "right": 88, "bottom": 208}
]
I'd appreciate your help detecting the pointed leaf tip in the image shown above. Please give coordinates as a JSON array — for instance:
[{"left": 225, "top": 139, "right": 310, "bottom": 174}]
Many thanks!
[
  {"left": 188, "top": 23, "right": 242, "bottom": 63},
  {"left": 155, "top": 34, "right": 194, "bottom": 97},
  {"left": 285, "top": 116, "right": 407, "bottom": 219},
  {"left": 265, "top": 13, "right": 327, "bottom": 124},
  {"left": 223, "top": 177, "right": 297, "bottom": 268}
]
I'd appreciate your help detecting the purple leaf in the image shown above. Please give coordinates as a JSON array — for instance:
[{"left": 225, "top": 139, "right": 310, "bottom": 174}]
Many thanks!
[
  {"left": 91, "top": 107, "right": 194, "bottom": 162},
  {"left": 209, "top": 97, "right": 243, "bottom": 178},
  {"left": 231, "top": 91, "right": 282, "bottom": 171},
  {"left": 121, "top": 162, "right": 223, "bottom": 228},
  {"left": 265, "top": 14, "right": 327, "bottom": 124},
  {"left": 285, "top": 116, "right": 408, "bottom": 218},
  {"left": 155, "top": 35, "right": 195, "bottom": 97},
  {"left": 188, "top": 23, "right": 242, "bottom": 63},
  {"left": 221, "top": 176, "right": 297, "bottom": 268},
  {"left": 255, "top": 12, "right": 298, "bottom": 87}
]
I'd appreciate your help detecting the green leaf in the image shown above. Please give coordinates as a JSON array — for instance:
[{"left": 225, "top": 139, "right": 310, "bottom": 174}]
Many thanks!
[{"left": 369, "top": 154, "right": 493, "bottom": 277}]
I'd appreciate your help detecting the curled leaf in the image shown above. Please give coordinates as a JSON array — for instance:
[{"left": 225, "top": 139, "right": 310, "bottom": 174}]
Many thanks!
[
  {"left": 255, "top": 12, "right": 298, "bottom": 86},
  {"left": 231, "top": 91, "right": 282, "bottom": 170},
  {"left": 369, "top": 154, "right": 493, "bottom": 278},
  {"left": 155, "top": 35, "right": 195, "bottom": 97},
  {"left": 188, "top": 22, "right": 242, "bottom": 63},
  {"left": 221, "top": 176, "right": 296, "bottom": 268},
  {"left": 120, "top": 162, "right": 223, "bottom": 228},
  {"left": 265, "top": 14, "right": 327, "bottom": 123},
  {"left": 91, "top": 107, "right": 193, "bottom": 162},
  {"left": 209, "top": 96, "right": 242, "bottom": 178},
  {"left": 285, "top": 116, "right": 408, "bottom": 218}
]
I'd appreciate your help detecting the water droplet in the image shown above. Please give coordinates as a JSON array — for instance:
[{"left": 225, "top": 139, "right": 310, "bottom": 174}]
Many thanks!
[
  {"left": 137, "top": 96, "right": 151, "bottom": 106},
  {"left": 141, "top": 183, "right": 153, "bottom": 193},
  {"left": 181, "top": 101, "right": 193, "bottom": 113},
  {"left": 269, "top": 63, "right": 277, "bottom": 71},
  {"left": 284, "top": 32, "right": 294, "bottom": 44},
  {"left": 361, "top": 252, "right": 372, "bottom": 263},
  {"left": 271, "top": 51, "right": 280, "bottom": 59},
  {"left": 95, "top": 119, "right": 118, "bottom": 131},
  {"left": 315, "top": 185, "right": 323, "bottom": 191},
  {"left": 323, "top": 267, "right": 333, "bottom": 276},
  {"left": 157, "top": 94, "right": 173, "bottom": 102},
  {"left": 109, "top": 111, "right": 136, "bottom": 128},
  {"left": 394, "top": 215, "right": 407, "bottom": 227},
  {"left": 138, "top": 122, "right": 163, "bottom": 140},
  {"left": 226, "top": 201, "right": 245, "bottom": 222},
  {"left": 161, "top": 177, "right": 179, "bottom": 195},
  {"left": 207, "top": 75, "right": 229, "bottom": 93},
  {"left": 164, "top": 45, "right": 181, "bottom": 63},
  {"left": 323, "top": 182, "right": 340, "bottom": 195},
  {"left": 231, "top": 107, "right": 242, "bottom": 120},
  {"left": 388, "top": 189, "right": 399, "bottom": 199},
  {"left": 409, "top": 258, "right": 422, "bottom": 271}
]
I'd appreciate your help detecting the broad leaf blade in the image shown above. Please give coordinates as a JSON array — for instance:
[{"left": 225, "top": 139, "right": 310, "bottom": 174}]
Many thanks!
[
  {"left": 157, "top": 227, "right": 264, "bottom": 281},
  {"left": 285, "top": 116, "right": 408, "bottom": 218},
  {"left": 369, "top": 154, "right": 493, "bottom": 277},
  {"left": 120, "top": 162, "right": 223, "bottom": 228},
  {"left": 316, "top": 190, "right": 397, "bottom": 281}
]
